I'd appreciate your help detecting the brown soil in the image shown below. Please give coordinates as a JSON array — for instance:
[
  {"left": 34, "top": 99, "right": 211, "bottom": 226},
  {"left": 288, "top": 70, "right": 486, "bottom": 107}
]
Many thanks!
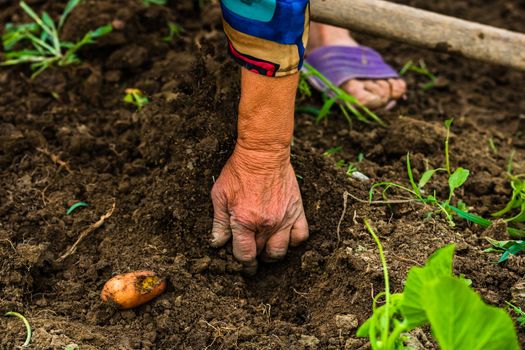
[{"left": 1, "top": 0, "right": 524, "bottom": 349}]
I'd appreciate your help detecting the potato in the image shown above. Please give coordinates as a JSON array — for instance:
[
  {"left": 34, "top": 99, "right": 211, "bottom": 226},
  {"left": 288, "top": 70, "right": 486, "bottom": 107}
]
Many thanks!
[{"left": 101, "top": 270, "right": 166, "bottom": 309}]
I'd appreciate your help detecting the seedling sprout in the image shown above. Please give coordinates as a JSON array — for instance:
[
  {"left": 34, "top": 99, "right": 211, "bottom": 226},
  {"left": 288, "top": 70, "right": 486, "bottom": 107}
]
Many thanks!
[
  {"left": 399, "top": 59, "right": 438, "bottom": 91},
  {"left": 1, "top": 0, "right": 112, "bottom": 78},
  {"left": 163, "top": 22, "right": 185, "bottom": 42},
  {"left": 124, "top": 88, "right": 150, "bottom": 110},
  {"left": 301, "top": 62, "right": 384, "bottom": 125},
  {"left": 5, "top": 311, "right": 32, "bottom": 347}
]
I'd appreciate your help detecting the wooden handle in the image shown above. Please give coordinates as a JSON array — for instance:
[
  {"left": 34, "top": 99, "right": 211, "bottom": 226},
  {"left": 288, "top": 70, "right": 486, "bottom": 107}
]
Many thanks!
[{"left": 310, "top": 0, "right": 525, "bottom": 71}]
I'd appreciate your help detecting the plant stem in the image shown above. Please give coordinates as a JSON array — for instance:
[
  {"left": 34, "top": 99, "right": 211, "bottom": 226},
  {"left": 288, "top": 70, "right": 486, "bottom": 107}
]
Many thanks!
[{"left": 364, "top": 219, "right": 390, "bottom": 348}]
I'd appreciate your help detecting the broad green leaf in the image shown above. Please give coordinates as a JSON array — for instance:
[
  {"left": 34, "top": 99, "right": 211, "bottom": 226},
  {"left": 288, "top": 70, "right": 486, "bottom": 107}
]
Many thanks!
[
  {"left": 400, "top": 245, "right": 455, "bottom": 328},
  {"left": 356, "top": 316, "right": 372, "bottom": 337},
  {"left": 444, "top": 119, "right": 453, "bottom": 129},
  {"left": 423, "top": 276, "right": 519, "bottom": 350},
  {"left": 448, "top": 167, "right": 470, "bottom": 193}
]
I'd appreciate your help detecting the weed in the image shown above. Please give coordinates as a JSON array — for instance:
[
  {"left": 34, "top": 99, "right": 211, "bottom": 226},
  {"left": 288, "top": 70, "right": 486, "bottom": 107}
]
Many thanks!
[
  {"left": 357, "top": 224, "right": 520, "bottom": 349},
  {"left": 506, "top": 302, "right": 525, "bottom": 327},
  {"left": 1, "top": 0, "right": 112, "bottom": 78},
  {"left": 488, "top": 137, "right": 498, "bottom": 155},
  {"left": 369, "top": 119, "right": 474, "bottom": 226},
  {"left": 301, "top": 62, "right": 384, "bottom": 125},
  {"left": 66, "top": 201, "right": 89, "bottom": 215},
  {"left": 123, "top": 88, "right": 150, "bottom": 110},
  {"left": 142, "top": 0, "right": 167, "bottom": 5},
  {"left": 5, "top": 311, "right": 32, "bottom": 347},
  {"left": 297, "top": 74, "right": 312, "bottom": 98},
  {"left": 163, "top": 22, "right": 185, "bottom": 42},
  {"left": 484, "top": 238, "right": 525, "bottom": 263},
  {"left": 399, "top": 59, "right": 437, "bottom": 91},
  {"left": 323, "top": 146, "right": 342, "bottom": 157}
]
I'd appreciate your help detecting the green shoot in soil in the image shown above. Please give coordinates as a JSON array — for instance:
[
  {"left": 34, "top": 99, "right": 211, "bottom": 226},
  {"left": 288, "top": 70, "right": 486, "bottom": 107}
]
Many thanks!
[
  {"left": 163, "top": 22, "right": 185, "bottom": 42},
  {"left": 66, "top": 201, "right": 89, "bottom": 215},
  {"left": 506, "top": 302, "right": 525, "bottom": 327},
  {"left": 369, "top": 119, "right": 476, "bottom": 226},
  {"left": 301, "top": 62, "right": 384, "bottom": 125},
  {"left": 323, "top": 146, "right": 342, "bottom": 157},
  {"left": 399, "top": 59, "right": 438, "bottom": 91},
  {"left": 1, "top": 0, "right": 112, "bottom": 78},
  {"left": 488, "top": 137, "right": 498, "bottom": 155},
  {"left": 142, "top": 0, "right": 167, "bottom": 5},
  {"left": 484, "top": 238, "right": 525, "bottom": 263},
  {"left": 124, "top": 88, "right": 150, "bottom": 110},
  {"left": 357, "top": 237, "right": 520, "bottom": 350},
  {"left": 5, "top": 311, "right": 32, "bottom": 347},
  {"left": 297, "top": 74, "right": 312, "bottom": 98}
]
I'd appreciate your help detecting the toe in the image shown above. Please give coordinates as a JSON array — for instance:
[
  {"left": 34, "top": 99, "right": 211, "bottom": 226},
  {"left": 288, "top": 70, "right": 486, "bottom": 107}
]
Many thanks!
[
  {"left": 388, "top": 78, "right": 407, "bottom": 100},
  {"left": 363, "top": 81, "right": 389, "bottom": 107},
  {"left": 343, "top": 80, "right": 382, "bottom": 109}
]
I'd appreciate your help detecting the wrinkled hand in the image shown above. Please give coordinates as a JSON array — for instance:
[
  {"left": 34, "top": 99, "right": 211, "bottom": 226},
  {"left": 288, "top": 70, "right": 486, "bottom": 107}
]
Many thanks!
[{"left": 210, "top": 144, "right": 309, "bottom": 275}]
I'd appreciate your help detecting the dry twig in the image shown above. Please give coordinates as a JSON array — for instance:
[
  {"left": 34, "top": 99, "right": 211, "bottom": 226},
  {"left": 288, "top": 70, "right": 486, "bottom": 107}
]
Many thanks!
[
  {"left": 56, "top": 202, "right": 116, "bottom": 262},
  {"left": 336, "top": 191, "right": 350, "bottom": 245},
  {"left": 36, "top": 147, "right": 73, "bottom": 174}
]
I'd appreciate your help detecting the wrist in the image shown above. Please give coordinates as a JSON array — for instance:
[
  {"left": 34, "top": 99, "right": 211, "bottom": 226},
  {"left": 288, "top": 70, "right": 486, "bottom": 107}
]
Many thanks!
[{"left": 231, "top": 142, "right": 290, "bottom": 175}]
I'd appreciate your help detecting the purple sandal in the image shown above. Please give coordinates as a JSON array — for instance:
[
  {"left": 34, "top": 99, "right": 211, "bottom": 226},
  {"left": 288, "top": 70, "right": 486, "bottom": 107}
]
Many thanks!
[{"left": 304, "top": 45, "right": 399, "bottom": 97}]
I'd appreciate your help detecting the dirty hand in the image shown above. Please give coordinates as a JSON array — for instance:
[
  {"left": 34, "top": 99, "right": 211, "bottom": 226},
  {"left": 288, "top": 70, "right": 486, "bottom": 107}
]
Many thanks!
[{"left": 210, "top": 144, "right": 309, "bottom": 275}]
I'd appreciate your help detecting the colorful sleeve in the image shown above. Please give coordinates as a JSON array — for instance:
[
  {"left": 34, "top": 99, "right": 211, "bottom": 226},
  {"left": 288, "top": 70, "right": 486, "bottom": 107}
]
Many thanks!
[{"left": 220, "top": 0, "right": 310, "bottom": 77}]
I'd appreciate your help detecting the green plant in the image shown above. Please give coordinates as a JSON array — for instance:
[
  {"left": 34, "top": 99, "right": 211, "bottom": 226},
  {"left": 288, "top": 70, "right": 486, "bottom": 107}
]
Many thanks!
[
  {"left": 1, "top": 0, "right": 112, "bottom": 78},
  {"left": 357, "top": 222, "right": 520, "bottom": 350},
  {"left": 323, "top": 146, "right": 342, "bottom": 157},
  {"left": 484, "top": 238, "right": 525, "bottom": 263},
  {"left": 163, "top": 22, "right": 185, "bottom": 42},
  {"left": 123, "top": 88, "right": 150, "bottom": 110},
  {"left": 142, "top": 0, "right": 167, "bottom": 5},
  {"left": 301, "top": 62, "right": 384, "bottom": 125},
  {"left": 493, "top": 174, "right": 525, "bottom": 224},
  {"left": 5, "top": 311, "right": 32, "bottom": 347},
  {"left": 506, "top": 302, "right": 525, "bottom": 327},
  {"left": 369, "top": 119, "right": 476, "bottom": 226},
  {"left": 399, "top": 59, "right": 438, "bottom": 91}
]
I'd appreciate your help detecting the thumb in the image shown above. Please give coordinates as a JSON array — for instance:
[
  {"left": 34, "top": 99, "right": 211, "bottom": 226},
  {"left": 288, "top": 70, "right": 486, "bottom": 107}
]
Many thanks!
[{"left": 210, "top": 196, "right": 232, "bottom": 248}]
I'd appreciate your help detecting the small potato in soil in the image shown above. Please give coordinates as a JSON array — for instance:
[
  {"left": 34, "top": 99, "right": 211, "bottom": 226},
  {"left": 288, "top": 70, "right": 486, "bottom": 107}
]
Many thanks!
[{"left": 101, "top": 270, "right": 166, "bottom": 309}]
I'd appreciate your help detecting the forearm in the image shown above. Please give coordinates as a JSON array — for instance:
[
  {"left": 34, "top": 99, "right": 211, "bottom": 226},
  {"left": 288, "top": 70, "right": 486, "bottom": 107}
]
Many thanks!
[
  {"left": 237, "top": 68, "right": 298, "bottom": 171},
  {"left": 237, "top": 68, "right": 298, "bottom": 153}
]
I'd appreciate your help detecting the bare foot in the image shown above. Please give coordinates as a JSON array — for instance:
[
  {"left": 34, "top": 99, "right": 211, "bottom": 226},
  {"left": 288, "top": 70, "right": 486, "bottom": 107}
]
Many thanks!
[{"left": 308, "top": 22, "right": 406, "bottom": 109}]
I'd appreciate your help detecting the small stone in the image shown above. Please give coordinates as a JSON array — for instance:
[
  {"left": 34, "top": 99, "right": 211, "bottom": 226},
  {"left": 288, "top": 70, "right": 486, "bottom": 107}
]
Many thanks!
[
  {"left": 335, "top": 314, "right": 359, "bottom": 331},
  {"left": 351, "top": 171, "right": 370, "bottom": 182},
  {"left": 299, "top": 335, "right": 320, "bottom": 349}
]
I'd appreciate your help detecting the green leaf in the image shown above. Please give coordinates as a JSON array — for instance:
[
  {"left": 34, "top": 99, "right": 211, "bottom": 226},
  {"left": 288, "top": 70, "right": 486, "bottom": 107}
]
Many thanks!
[
  {"left": 89, "top": 24, "right": 113, "bottom": 38},
  {"left": 316, "top": 97, "right": 336, "bottom": 123},
  {"left": 59, "top": 0, "right": 82, "bottom": 29},
  {"left": 400, "top": 245, "right": 455, "bottom": 328},
  {"left": 418, "top": 169, "right": 437, "bottom": 189},
  {"left": 448, "top": 167, "right": 470, "bottom": 194},
  {"left": 447, "top": 204, "right": 493, "bottom": 227},
  {"left": 423, "top": 276, "right": 519, "bottom": 350},
  {"left": 406, "top": 153, "right": 420, "bottom": 196}
]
